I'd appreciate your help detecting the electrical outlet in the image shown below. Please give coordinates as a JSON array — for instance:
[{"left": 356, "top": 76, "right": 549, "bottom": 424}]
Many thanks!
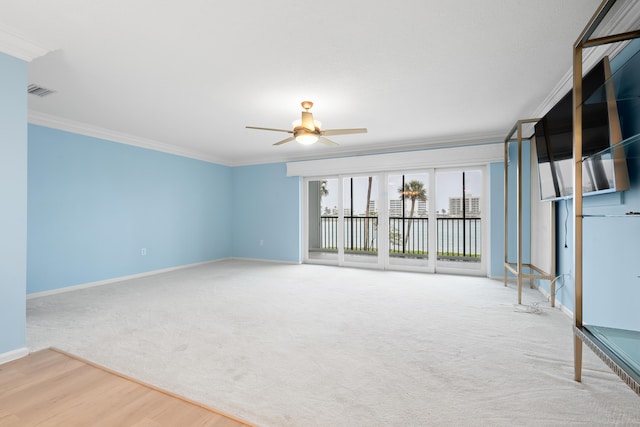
[
  {"left": 259, "top": 240, "right": 264, "bottom": 246},
  {"left": 141, "top": 248, "right": 147, "bottom": 256}
]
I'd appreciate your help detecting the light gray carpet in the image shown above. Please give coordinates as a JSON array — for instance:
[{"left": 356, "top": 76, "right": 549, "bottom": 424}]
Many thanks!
[{"left": 27, "top": 260, "right": 640, "bottom": 426}]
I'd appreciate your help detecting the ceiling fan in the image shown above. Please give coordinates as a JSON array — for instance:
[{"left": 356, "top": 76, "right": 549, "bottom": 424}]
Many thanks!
[{"left": 246, "top": 101, "right": 367, "bottom": 146}]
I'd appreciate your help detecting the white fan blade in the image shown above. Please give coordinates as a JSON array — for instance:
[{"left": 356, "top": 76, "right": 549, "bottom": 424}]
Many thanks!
[
  {"left": 246, "top": 126, "right": 293, "bottom": 133},
  {"left": 273, "top": 136, "right": 295, "bottom": 146},
  {"left": 321, "top": 128, "right": 367, "bottom": 136},
  {"left": 301, "top": 111, "right": 315, "bottom": 132},
  {"left": 319, "top": 137, "right": 339, "bottom": 146}
]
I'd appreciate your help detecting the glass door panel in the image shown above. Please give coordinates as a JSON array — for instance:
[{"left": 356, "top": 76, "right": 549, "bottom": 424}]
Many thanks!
[
  {"left": 342, "top": 176, "right": 379, "bottom": 265},
  {"left": 387, "top": 172, "right": 431, "bottom": 269},
  {"left": 307, "top": 178, "right": 339, "bottom": 263},
  {"left": 435, "top": 169, "right": 483, "bottom": 274}
]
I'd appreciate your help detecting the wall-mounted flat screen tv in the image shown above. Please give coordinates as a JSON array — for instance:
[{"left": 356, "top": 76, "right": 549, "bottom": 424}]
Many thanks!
[{"left": 534, "top": 56, "right": 629, "bottom": 201}]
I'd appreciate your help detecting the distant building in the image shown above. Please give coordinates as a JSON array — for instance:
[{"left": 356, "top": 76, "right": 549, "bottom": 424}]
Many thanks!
[
  {"left": 448, "top": 195, "right": 481, "bottom": 217},
  {"left": 368, "top": 200, "right": 376, "bottom": 215},
  {"left": 417, "top": 199, "right": 427, "bottom": 217},
  {"left": 388, "top": 198, "right": 427, "bottom": 217},
  {"left": 389, "top": 199, "right": 403, "bottom": 217}
]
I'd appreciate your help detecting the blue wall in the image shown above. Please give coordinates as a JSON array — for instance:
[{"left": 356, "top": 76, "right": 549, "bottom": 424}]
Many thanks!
[
  {"left": 0, "top": 53, "right": 28, "bottom": 355},
  {"left": 24, "top": 127, "right": 510, "bottom": 294},
  {"left": 553, "top": 199, "right": 574, "bottom": 312},
  {"left": 489, "top": 162, "right": 505, "bottom": 277},
  {"left": 27, "top": 125, "right": 233, "bottom": 294},
  {"left": 489, "top": 140, "right": 531, "bottom": 278},
  {"left": 553, "top": 39, "right": 640, "bottom": 329},
  {"left": 231, "top": 163, "right": 301, "bottom": 262}
]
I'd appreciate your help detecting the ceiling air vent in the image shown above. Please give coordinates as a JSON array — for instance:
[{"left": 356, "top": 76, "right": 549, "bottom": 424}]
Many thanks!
[{"left": 28, "top": 84, "right": 56, "bottom": 97}]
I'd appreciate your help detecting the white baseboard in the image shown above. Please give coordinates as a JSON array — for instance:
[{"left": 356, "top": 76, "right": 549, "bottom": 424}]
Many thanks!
[
  {"left": 27, "top": 258, "right": 230, "bottom": 300},
  {"left": 0, "top": 347, "right": 28, "bottom": 365},
  {"left": 488, "top": 275, "right": 575, "bottom": 319},
  {"left": 558, "top": 303, "right": 573, "bottom": 318},
  {"left": 533, "top": 282, "right": 574, "bottom": 318}
]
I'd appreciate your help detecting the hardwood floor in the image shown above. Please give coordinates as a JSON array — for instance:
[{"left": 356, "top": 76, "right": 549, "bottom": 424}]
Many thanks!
[{"left": 0, "top": 349, "right": 254, "bottom": 427}]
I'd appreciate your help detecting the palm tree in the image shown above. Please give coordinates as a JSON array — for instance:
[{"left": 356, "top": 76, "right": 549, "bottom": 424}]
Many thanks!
[
  {"left": 364, "top": 176, "right": 373, "bottom": 251},
  {"left": 320, "top": 180, "right": 329, "bottom": 197},
  {"left": 398, "top": 180, "right": 427, "bottom": 252}
]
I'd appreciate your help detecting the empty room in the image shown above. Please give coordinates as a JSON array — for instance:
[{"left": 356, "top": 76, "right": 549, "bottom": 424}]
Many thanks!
[{"left": 1, "top": 1, "right": 639, "bottom": 425}]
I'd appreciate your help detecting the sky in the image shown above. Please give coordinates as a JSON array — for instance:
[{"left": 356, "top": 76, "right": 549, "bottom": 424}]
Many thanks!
[{"left": 318, "top": 170, "right": 483, "bottom": 215}]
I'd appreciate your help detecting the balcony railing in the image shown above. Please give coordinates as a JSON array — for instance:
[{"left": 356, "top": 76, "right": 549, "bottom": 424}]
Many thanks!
[
  {"left": 436, "top": 217, "right": 481, "bottom": 261},
  {"left": 315, "top": 216, "right": 481, "bottom": 261}
]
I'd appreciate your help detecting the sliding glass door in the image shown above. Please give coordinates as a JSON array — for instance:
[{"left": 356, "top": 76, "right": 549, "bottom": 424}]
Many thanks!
[
  {"left": 342, "top": 176, "right": 380, "bottom": 266},
  {"left": 435, "top": 169, "right": 484, "bottom": 274},
  {"left": 387, "top": 172, "right": 433, "bottom": 271},
  {"left": 304, "top": 167, "right": 486, "bottom": 275},
  {"left": 305, "top": 175, "right": 381, "bottom": 267},
  {"left": 307, "top": 178, "right": 339, "bottom": 263}
]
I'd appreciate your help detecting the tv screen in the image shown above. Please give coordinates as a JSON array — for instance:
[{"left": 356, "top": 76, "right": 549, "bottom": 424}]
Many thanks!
[{"left": 534, "top": 57, "right": 628, "bottom": 201}]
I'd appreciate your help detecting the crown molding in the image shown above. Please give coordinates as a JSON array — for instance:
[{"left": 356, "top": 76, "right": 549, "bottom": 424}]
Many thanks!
[
  {"left": 533, "top": 0, "right": 640, "bottom": 119},
  {"left": 231, "top": 131, "right": 505, "bottom": 167},
  {"left": 28, "top": 110, "right": 233, "bottom": 166},
  {"left": 29, "top": 110, "right": 503, "bottom": 169},
  {"left": 0, "top": 24, "right": 52, "bottom": 61}
]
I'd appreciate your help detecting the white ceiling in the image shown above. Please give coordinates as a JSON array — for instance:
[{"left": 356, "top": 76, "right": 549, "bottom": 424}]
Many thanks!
[{"left": 0, "top": 0, "right": 622, "bottom": 166}]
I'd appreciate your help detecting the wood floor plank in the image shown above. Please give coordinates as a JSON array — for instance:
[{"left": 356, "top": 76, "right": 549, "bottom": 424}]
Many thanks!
[
  {"left": 94, "top": 390, "right": 168, "bottom": 427},
  {"left": 0, "top": 349, "right": 254, "bottom": 427},
  {"left": 0, "top": 413, "right": 21, "bottom": 427},
  {"left": 24, "top": 367, "right": 145, "bottom": 426},
  {"left": 3, "top": 364, "right": 101, "bottom": 420},
  {"left": 0, "top": 350, "right": 83, "bottom": 398},
  {"left": 130, "top": 419, "right": 162, "bottom": 427}
]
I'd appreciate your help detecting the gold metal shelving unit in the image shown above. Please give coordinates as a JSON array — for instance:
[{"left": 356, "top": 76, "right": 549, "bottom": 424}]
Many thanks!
[
  {"left": 503, "top": 119, "right": 556, "bottom": 306},
  {"left": 573, "top": 0, "right": 640, "bottom": 396}
]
